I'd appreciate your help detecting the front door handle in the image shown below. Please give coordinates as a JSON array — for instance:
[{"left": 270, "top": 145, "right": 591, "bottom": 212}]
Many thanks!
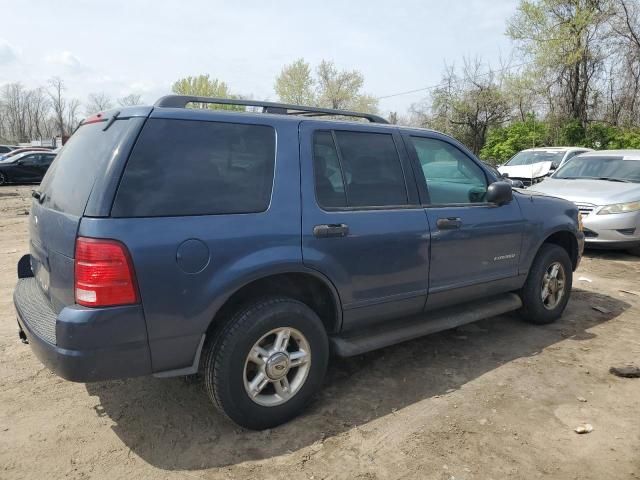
[
  {"left": 313, "top": 224, "right": 349, "bottom": 238},
  {"left": 436, "top": 217, "right": 462, "bottom": 230}
]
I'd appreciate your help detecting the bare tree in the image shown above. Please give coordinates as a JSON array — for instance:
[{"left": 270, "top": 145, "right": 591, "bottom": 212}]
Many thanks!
[
  {"left": 66, "top": 99, "right": 81, "bottom": 133},
  {"left": 85, "top": 92, "right": 113, "bottom": 115},
  {"left": 1, "top": 83, "right": 29, "bottom": 142},
  {"left": 48, "top": 77, "right": 67, "bottom": 137},
  {"left": 604, "top": 0, "right": 640, "bottom": 125},
  {"left": 413, "top": 59, "right": 511, "bottom": 154},
  {"left": 117, "top": 93, "right": 143, "bottom": 107},
  {"left": 25, "top": 88, "right": 50, "bottom": 140}
]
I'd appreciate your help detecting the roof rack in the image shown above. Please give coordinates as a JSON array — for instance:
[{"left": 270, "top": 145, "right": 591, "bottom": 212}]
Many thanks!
[{"left": 154, "top": 95, "right": 389, "bottom": 124}]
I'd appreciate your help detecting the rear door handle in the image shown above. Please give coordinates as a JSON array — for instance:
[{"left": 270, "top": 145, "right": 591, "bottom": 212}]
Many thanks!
[
  {"left": 313, "top": 224, "right": 349, "bottom": 238},
  {"left": 436, "top": 217, "right": 462, "bottom": 230}
]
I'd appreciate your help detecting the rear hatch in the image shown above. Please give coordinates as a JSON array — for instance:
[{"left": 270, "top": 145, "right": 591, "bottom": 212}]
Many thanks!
[{"left": 29, "top": 111, "right": 149, "bottom": 313}]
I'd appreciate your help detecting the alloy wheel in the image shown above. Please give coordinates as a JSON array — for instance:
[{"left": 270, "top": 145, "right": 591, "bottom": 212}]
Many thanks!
[
  {"left": 243, "top": 327, "right": 311, "bottom": 407},
  {"left": 541, "top": 261, "right": 566, "bottom": 310}
]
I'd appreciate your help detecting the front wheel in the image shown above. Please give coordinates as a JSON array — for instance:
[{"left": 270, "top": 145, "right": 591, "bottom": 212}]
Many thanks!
[
  {"left": 519, "top": 244, "right": 573, "bottom": 324},
  {"left": 0, "top": 172, "right": 7, "bottom": 185},
  {"left": 203, "top": 297, "right": 329, "bottom": 430}
]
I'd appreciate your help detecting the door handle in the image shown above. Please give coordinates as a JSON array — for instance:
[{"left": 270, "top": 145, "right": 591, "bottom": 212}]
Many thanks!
[
  {"left": 436, "top": 217, "right": 462, "bottom": 230},
  {"left": 313, "top": 224, "right": 349, "bottom": 238}
]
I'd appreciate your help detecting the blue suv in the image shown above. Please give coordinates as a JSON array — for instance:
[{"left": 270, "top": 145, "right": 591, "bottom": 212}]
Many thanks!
[{"left": 14, "top": 96, "right": 584, "bottom": 429}]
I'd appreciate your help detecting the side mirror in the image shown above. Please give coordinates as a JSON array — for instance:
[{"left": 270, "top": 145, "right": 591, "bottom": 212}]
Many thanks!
[{"left": 486, "top": 181, "right": 513, "bottom": 206}]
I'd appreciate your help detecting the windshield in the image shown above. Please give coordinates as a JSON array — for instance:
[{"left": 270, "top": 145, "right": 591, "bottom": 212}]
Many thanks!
[
  {"left": 553, "top": 156, "right": 640, "bottom": 182},
  {"left": 506, "top": 150, "right": 565, "bottom": 167}
]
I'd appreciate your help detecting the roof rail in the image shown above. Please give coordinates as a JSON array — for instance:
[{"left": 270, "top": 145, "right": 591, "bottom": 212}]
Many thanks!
[{"left": 154, "top": 95, "right": 389, "bottom": 124}]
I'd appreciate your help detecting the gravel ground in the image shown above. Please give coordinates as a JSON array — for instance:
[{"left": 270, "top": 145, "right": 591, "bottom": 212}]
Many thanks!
[{"left": 0, "top": 185, "right": 639, "bottom": 480}]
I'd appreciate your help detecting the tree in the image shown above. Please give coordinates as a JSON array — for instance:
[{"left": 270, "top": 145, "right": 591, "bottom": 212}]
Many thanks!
[
  {"left": 24, "top": 87, "right": 51, "bottom": 140},
  {"left": 85, "top": 92, "right": 113, "bottom": 115},
  {"left": 47, "top": 77, "right": 80, "bottom": 137},
  {"left": 48, "top": 77, "right": 66, "bottom": 137},
  {"left": 1, "top": 83, "right": 29, "bottom": 142},
  {"left": 507, "top": 0, "right": 611, "bottom": 127},
  {"left": 118, "top": 93, "right": 143, "bottom": 106},
  {"left": 414, "top": 59, "right": 511, "bottom": 154},
  {"left": 274, "top": 58, "right": 315, "bottom": 105},
  {"left": 604, "top": 0, "right": 640, "bottom": 126},
  {"left": 480, "top": 115, "right": 550, "bottom": 162},
  {"left": 274, "top": 59, "right": 379, "bottom": 113},
  {"left": 316, "top": 60, "right": 377, "bottom": 112},
  {"left": 171, "top": 74, "right": 242, "bottom": 110}
]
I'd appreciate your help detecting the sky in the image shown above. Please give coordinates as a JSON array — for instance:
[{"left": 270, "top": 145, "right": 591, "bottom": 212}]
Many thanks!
[{"left": 0, "top": 0, "right": 518, "bottom": 115}]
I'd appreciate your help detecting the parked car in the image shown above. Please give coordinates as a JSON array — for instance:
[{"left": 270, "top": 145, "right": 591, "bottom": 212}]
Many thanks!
[
  {"left": 0, "top": 151, "right": 57, "bottom": 185},
  {"left": 0, "top": 146, "right": 53, "bottom": 162},
  {"left": 529, "top": 150, "right": 640, "bottom": 255},
  {"left": 0, "top": 145, "right": 19, "bottom": 154},
  {"left": 499, "top": 147, "right": 592, "bottom": 187},
  {"left": 14, "top": 96, "right": 584, "bottom": 429},
  {"left": 482, "top": 162, "right": 525, "bottom": 188}
]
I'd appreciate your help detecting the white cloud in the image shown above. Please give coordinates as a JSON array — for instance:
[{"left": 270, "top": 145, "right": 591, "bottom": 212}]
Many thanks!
[
  {"left": 44, "top": 51, "right": 88, "bottom": 73},
  {"left": 0, "top": 39, "right": 19, "bottom": 65}
]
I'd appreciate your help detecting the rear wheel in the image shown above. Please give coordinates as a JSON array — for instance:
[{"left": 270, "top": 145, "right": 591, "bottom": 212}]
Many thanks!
[
  {"left": 203, "top": 296, "right": 329, "bottom": 430},
  {"left": 519, "top": 244, "right": 573, "bottom": 324}
]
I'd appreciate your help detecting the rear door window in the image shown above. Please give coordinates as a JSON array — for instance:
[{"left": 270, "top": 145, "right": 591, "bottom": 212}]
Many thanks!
[
  {"left": 313, "top": 130, "right": 408, "bottom": 209},
  {"left": 112, "top": 119, "right": 276, "bottom": 217}
]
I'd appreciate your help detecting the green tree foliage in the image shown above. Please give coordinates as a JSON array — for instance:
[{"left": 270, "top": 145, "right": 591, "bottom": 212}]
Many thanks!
[
  {"left": 171, "top": 74, "right": 243, "bottom": 110},
  {"left": 481, "top": 120, "right": 640, "bottom": 162},
  {"left": 274, "top": 59, "right": 315, "bottom": 105},
  {"left": 480, "top": 116, "right": 550, "bottom": 162},
  {"left": 507, "top": 0, "right": 610, "bottom": 127},
  {"left": 608, "top": 128, "right": 640, "bottom": 148},
  {"left": 274, "top": 59, "right": 378, "bottom": 113}
]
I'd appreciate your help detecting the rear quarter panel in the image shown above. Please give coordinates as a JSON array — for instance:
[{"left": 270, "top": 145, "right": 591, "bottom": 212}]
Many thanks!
[{"left": 79, "top": 113, "right": 304, "bottom": 373}]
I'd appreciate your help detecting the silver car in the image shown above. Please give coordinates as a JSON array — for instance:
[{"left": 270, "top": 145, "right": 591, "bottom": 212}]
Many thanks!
[{"left": 530, "top": 150, "right": 640, "bottom": 255}]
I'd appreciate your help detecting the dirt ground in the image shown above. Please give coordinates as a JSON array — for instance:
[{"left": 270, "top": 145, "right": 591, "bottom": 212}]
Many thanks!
[{"left": 0, "top": 185, "right": 639, "bottom": 480}]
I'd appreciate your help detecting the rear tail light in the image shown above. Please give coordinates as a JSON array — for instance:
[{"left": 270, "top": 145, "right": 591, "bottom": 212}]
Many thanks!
[{"left": 74, "top": 237, "right": 139, "bottom": 307}]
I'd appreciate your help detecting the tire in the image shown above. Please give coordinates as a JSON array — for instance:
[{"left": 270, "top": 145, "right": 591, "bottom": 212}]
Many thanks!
[
  {"left": 0, "top": 172, "right": 7, "bottom": 186},
  {"left": 203, "top": 296, "right": 329, "bottom": 430},
  {"left": 519, "top": 244, "right": 573, "bottom": 325}
]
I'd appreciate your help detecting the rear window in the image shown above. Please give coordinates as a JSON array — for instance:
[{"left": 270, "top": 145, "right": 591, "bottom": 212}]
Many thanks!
[
  {"left": 40, "top": 119, "right": 132, "bottom": 216},
  {"left": 112, "top": 119, "right": 276, "bottom": 217}
]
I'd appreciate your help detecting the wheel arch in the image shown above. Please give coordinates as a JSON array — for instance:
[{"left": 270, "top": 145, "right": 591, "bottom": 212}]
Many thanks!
[
  {"left": 207, "top": 268, "right": 343, "bottom": 338},
  {"left": 539, "top": 230, "right": 579, "bottom": 271}
]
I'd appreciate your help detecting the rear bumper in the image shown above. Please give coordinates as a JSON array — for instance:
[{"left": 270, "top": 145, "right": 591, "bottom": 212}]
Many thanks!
[{"left": 14, "top": 274, "right": 152, "bottom": 382}]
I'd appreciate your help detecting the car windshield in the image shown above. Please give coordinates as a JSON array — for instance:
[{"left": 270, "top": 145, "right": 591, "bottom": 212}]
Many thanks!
[
  {"left": 553, "top": 156, "right": 640, "bottom": 183},
  {"left": 506, "top": 151, "right": 565, "bottom": 167}
]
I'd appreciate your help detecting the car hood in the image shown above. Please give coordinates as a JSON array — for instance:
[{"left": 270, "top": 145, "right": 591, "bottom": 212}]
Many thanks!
[
  {"left": 498, "top": 161, "right": 554, "bottom": 180},
  {"left": 529, "top": 177, "right": 640, "bottom": 205}
]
